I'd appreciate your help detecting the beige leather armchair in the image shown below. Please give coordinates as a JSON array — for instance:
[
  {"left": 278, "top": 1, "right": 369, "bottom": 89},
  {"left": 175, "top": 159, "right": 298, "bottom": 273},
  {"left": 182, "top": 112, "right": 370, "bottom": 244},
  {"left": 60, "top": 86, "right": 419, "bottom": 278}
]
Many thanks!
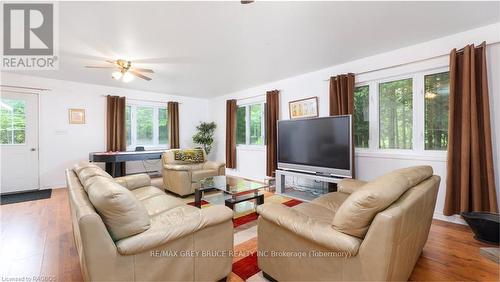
[
  {"left": 257, "top": 166, "right": 440, "bottom": 281},
  {"left": 66, "top": 162, "right": 233, "bottom": 281},
  {"left": 162, "top": 149, "right": 225, "bottom": 196}
]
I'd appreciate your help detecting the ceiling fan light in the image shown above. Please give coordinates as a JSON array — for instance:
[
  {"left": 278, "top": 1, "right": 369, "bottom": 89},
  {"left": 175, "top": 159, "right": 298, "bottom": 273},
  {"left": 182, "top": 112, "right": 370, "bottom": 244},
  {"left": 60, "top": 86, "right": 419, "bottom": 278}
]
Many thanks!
[
  {"left": 122, "top": 72, "right": 134, "bottom": 83},
  {"left": 112, "top": 71, "right": 123, "bottom": 80}
]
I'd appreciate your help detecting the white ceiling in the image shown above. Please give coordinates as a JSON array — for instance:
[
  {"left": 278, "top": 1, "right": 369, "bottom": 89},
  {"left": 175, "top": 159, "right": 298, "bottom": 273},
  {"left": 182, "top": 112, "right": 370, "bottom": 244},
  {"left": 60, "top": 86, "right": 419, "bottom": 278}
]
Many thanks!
[{"left": 7, "top": 1, "right": 500, "bottom": 98}]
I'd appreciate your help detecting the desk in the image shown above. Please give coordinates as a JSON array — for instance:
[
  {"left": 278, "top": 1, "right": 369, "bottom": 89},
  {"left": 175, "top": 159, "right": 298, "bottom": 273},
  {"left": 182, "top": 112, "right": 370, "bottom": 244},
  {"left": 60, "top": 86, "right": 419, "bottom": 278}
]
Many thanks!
[{"left": 89, "top": 150, "right": 164, "bottom": 177}]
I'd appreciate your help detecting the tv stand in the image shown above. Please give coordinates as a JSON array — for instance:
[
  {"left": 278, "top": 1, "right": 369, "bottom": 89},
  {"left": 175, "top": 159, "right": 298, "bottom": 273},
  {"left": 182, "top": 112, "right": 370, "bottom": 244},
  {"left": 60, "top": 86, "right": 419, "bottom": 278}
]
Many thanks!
[{"left": 275, "top": 169, "right": 350, "bottom": 202}]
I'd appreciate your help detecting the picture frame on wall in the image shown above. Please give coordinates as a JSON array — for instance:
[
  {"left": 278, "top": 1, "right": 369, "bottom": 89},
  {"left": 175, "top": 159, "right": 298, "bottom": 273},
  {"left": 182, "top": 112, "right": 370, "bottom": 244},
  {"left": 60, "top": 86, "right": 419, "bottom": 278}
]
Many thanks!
[
  {"left": 69, "top": 108, "right": 86, "bottom": 124},
  {"left": 288, "top": 96, "right": 318, "bottom": 119}
]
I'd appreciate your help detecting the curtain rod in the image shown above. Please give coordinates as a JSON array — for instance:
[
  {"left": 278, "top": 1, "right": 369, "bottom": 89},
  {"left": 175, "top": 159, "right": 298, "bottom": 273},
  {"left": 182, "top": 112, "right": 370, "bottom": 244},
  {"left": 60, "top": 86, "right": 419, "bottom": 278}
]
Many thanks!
[
  {"left": 323, "top": 41, "right": 500, "bottom": 81},
  {"left": 0, "top": 89, "right": 41, "bottom": 95},
  {"left": 0, "top": 84, "right": 50, "bottom": 91},
  {"left": 100, "top": 95, "right": 183, "bottom": 104},
  {"left": 237, "top": 93, "right": 266, "bottom": 101}
]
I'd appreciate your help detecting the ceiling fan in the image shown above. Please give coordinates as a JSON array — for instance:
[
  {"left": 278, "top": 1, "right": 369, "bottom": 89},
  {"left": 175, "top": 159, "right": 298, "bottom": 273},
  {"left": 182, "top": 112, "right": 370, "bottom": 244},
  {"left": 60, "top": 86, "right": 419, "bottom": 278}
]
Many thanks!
[
  {"left": 85, "top": 59, "right": 154, "bottom": 82},
  {"left": 241, "top": 1, "right": 254, "bottom": 4}
]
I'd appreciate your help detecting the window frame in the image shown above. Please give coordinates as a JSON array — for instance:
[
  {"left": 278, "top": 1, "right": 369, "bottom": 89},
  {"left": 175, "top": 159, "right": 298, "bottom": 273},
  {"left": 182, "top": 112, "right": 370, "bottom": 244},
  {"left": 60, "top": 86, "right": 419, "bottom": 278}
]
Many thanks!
[
  {"left": 354, "top": 66, "right": 449, "bottom": 160},
  {"left": 236, "top": 100, "right": 266, "bottom": 149},
  {"left": 353, "top": 83, "right": 371, "bottom": 150},
  {"left": 126, "top": 100, "right": 169, "bottom": 151},
  {"left": 0, "top": 98, "right": 27, "bottom": 145}
]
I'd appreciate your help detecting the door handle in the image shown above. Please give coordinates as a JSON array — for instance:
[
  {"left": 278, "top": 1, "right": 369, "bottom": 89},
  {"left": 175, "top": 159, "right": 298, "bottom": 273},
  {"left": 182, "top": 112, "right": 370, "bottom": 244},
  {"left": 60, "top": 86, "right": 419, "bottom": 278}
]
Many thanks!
[{"left": 30, "top": 148, "right": 36, "bottom": 151}]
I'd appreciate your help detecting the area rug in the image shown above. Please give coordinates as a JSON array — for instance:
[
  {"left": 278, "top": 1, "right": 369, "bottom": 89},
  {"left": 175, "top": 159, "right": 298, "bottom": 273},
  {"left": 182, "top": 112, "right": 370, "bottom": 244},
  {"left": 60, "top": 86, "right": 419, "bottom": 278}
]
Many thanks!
[{"left": 189, "top": 191, "right": 302, "bottom": 281}]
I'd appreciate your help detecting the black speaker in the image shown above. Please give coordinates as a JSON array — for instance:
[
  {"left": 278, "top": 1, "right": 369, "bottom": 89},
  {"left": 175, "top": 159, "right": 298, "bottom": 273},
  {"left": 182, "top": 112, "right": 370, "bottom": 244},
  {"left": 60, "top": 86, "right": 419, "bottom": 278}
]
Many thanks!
[{"left": 462, "top": 212, "right": 499, "bottom": 245}]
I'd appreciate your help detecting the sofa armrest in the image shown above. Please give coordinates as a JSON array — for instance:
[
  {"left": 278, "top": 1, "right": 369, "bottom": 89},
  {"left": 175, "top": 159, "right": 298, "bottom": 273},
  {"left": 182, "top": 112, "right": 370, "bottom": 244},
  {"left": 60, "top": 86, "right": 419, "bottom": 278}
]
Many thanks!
[
  {"left": 337, "top": 179, "right": 367, "bottom": 194},
  {"left": 115, "top": 205, "right": 233, "bottom": 255},
  {"left": 203, "top": 161, "right": 225, "bottom": 171},
  {"left": 257, "top": 203, "right": 361, "bottom": 256},
  {"left": 114, "top": 174, "right": 151, "bottom": 190},
  {"left": 163, "top": 164, "right": 193, "bottom": 171}
]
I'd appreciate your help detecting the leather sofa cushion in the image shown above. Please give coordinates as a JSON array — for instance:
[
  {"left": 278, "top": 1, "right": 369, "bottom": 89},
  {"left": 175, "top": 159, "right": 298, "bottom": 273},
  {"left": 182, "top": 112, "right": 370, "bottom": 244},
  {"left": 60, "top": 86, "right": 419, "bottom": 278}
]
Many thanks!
[
  {"left": 86, "top": 177, "right": 151, "bottom": 241},
  {"left": 192, "top": 169, "right": 218, "bottom": 181},
  {"left": 291, "top": 203, "right": 336, "bottom": 224},
  {"left": 131, "top": 186, "right": 165, "bottom": 201},
  {"left": 333, "top": 166, "right": 433, "bottom": 238},
  {"left": 140, "top": 193, "right": 185, "bottom": 216},
  {"left": 116, "top": 205, "right": 234, "bottom": 255},
  {"left": 114, "top": 174, "right": 151, "bottom": 190},
  {"left": 75, "top": 166, "right": 112, "bottom": 191},
  {"left": 337, "top": 179, "right": 367, "bottom": 194},
  {"left": 73, "top": 161, "right": 100, "bottom": 174},
  {"left": 310, "top": 192, "right": 350, "bottom": 212}
]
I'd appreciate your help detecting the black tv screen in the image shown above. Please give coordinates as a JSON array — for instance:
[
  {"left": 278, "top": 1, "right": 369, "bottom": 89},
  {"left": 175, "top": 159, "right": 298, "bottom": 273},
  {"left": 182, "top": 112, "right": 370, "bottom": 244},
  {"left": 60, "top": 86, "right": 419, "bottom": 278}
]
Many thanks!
[{"left": 277, "top": 116, "right": 351, "bottom": 175}]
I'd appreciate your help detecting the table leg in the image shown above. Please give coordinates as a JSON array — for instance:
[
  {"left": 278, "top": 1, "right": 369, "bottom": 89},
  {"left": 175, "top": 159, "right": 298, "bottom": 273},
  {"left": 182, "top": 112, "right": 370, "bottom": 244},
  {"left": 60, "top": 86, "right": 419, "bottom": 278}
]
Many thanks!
[
  {"left": 105, "top": 162, "right": 113, "bottom": 176},
  {"left": 194, "top": 188, "right": 202, "bottom": 208},
  {"left": 256, "top": 194, "right": 264, "bottom": 205},
  {"left": 225, "top": 201, "right": 234, "bottom": 210}
]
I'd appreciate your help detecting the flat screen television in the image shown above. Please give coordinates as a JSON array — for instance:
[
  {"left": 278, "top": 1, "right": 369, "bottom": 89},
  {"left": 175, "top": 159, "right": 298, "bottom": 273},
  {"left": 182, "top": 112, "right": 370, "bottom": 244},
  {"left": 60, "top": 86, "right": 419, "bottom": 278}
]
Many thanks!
[{"left": 277, "top": 115, "right": 352, "bottom": 177}]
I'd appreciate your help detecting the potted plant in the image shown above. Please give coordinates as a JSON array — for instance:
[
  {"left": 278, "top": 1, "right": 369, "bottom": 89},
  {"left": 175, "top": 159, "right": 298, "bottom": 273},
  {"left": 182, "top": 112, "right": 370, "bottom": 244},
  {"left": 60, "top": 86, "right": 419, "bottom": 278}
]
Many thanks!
[{"left": 192, "top": 122, "right": 217, "bottom": 155}]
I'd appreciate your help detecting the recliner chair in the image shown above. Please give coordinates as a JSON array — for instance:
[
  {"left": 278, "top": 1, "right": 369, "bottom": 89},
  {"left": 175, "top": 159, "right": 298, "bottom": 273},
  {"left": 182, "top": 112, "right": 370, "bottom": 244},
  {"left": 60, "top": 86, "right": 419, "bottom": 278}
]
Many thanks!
[
  {"left": 257, "top": 166, "right": 440, "bottom": 281},
  {"left": 162, "top": 149, "right": 225, "bottom": 196}
]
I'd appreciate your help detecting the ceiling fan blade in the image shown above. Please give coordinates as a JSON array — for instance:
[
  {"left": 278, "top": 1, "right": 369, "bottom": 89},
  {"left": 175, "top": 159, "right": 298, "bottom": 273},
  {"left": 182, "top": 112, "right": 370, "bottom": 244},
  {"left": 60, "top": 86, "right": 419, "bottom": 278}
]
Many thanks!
[
  {"left": 131, "top": 68, "right": 154, "bottom": 73},
  {"left": 85, "top": 66, "right": 116, "bottom": 69},
  {"left": 105, "top": 59, "right": 117, "bottom": 64},
  {"left": 241, "top": 0, "right": 254, "bottom": 4},
  {"left": 130, "top": 70, "right": 152, "bottom": 81}
]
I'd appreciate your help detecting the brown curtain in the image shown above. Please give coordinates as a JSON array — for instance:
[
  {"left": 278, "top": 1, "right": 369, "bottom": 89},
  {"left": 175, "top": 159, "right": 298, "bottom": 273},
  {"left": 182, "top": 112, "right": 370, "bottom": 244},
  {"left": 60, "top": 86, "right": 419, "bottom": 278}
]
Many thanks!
[
  {"left": 444, "top": 42, "right": 498, "bottom": 215},
  {"left": 329, "top": 73, "right": 356, "bottom": 178},
  {"left": 266, "top": 90, "right": 280, "bottom": 177},
  {"left": 106, "top": 95, "right": 126, "bottom": 175},
  {"left": 225, "top": 99, "right": 237, "bottom": 168},
  {"left": 168, "top": 102, "right": 180, "bottom": 149}
]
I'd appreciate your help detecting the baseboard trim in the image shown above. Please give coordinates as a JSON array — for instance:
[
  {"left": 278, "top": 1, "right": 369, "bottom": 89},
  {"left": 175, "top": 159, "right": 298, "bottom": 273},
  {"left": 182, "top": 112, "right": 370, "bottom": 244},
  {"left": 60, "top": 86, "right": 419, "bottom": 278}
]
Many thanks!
[{"left": 433, "top": 211, "right": 466, "bottom": 225}]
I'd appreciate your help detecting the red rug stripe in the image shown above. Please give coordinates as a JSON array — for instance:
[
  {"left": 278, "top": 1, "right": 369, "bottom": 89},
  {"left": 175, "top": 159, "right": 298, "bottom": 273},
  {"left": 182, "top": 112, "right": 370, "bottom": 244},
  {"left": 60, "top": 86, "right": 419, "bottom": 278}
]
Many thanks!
[
  {"left": 233, "top": 212, "right": 258, "bottom": 227},
  {"left": 232, "top": 252, "right": 260, "bottom": 280},
  {"left": 186, "top": 200, "right": 209, "bottom": 206},
  {"left": 282, "top": 199, "right": 302, "bottom": 207}
]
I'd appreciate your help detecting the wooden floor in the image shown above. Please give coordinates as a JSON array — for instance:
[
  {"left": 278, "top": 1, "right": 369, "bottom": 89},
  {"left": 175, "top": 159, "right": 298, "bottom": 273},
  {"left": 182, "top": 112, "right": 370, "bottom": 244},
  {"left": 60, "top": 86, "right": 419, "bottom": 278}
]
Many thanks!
[{"left": 1, "top": 188, "right": 498, "bottom": 281}]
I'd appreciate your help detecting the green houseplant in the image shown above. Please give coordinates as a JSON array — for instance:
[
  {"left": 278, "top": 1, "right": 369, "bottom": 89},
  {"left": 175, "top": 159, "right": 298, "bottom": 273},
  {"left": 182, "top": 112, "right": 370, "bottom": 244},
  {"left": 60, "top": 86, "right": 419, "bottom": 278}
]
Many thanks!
[{"left": 192, "top": 122, "right": 217, "bottom": 155}]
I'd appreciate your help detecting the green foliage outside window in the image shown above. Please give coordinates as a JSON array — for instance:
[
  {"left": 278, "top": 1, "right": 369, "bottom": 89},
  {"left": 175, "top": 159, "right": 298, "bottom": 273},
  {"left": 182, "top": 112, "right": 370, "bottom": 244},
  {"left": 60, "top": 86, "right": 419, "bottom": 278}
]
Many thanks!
[
  {"left": 0, "top": 99, "right": 26, "bottom": 144},
  {"left": 379, "top": 78, "right": 413, "bottom": 149},
  {"left": 424, "top": 72, "right": 449, "bottom": 150},
  {"left": 354, "top": 85, "right": 369, "bottom": 148},
  {"left": 137, "top": 107, "right": 154, "bottom": 145},
  {"left": 236, "top": 106, "right": 246, "bottom": 144},
  {"left": 126, "top": 106, "right": 131, "bottom": 146},
  {"left": 249, "top": 104, "right": 263, "bottom": 145},
  {"left": 158, "top": 108, "right": 168, "bottom": 144}
]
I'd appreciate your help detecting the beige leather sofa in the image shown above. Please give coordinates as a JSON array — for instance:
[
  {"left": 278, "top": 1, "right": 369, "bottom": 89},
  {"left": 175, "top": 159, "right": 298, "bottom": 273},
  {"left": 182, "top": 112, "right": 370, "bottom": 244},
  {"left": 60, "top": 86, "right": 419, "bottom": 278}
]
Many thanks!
[
  {"left": 66, "top": 162, "right": 233, "bottom": 281},
  {"left": 162, "top": 149, "right": 225, "bottom": 196},
  {"left": 257, "top": 166, "right": 440, "bottom": 281}
]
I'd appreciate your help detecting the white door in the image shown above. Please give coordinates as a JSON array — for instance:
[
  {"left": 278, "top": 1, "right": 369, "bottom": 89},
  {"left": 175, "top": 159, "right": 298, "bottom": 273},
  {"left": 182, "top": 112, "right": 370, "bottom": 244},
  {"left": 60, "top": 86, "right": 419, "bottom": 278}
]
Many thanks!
[{"left": 0, "top": 91, "right": 39, "bottom": 194}]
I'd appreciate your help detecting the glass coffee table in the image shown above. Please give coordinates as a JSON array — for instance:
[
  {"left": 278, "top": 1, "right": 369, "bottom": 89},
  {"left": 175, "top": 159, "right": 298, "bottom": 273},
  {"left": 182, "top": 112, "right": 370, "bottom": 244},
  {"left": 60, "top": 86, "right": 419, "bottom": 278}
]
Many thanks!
[{"left": 194, "top": 176, "right": 268, "bottom": 209}]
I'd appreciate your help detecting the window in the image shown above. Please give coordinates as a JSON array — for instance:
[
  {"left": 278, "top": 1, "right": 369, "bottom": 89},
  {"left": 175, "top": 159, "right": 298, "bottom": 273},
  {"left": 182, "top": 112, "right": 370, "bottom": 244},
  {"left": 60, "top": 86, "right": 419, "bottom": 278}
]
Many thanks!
[
  {"left": 424, "top": 72, "right": 450, "bottom": 150},
  {"left": 236, "top": 106, "right": 246, "bottom": 144},
  {"left": 249, "top": 104, "right": 263, "bottom": 145},
  {"left": 354, "top": 85, "right": 369, "bottom": 148},
  {"left": 236, "top": 102, "right": 265, "bottom": 146},
  {"left": 0, "top": 99, "right": 26, "bottom": 144},
  {"left": 126, "top": 103, "right": 168, "bottom": 148},
  {"left": 354, "top": 69, "right": 450, "bottom": 156},
  {"left": 379, "top": 78, "right": 413, "bottom": 149}
]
